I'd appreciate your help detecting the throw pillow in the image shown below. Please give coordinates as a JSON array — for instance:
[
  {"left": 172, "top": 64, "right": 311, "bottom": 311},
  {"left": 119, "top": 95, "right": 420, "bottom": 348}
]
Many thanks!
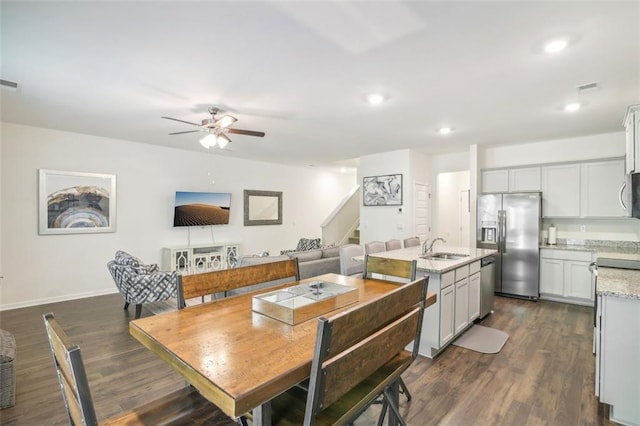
[{"left": 296, "top": 238, "right": 322, "bottom": 251}]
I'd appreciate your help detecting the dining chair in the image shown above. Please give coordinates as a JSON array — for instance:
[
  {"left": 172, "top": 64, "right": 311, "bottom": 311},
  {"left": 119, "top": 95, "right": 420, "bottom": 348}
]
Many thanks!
[
  {"left": 363, "top": 254, "right": 418, "bottom": 405},
  {"left": 270, "top": 275, "right": 429, "bottom": 426},
  {"left": 177, "top": 258, "right": 300, "bottom": 308},
  {"left": 403, "top": 236, "right": 421, "bottom": 248},
  {"left": 364, "top": 240, "right": 386, "bottom": 254},
  {"left": 42, "top": 312, "right": 229, "bottom": 425},
  {"left": 339, "top": 244, "right": 364, "bottom": 277},
  {"left": 385, "top": 239, "right": 402, "bottom": 251}
]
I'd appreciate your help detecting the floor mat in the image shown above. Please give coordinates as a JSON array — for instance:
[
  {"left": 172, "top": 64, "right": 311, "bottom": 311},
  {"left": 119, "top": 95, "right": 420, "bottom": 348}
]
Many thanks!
[{"left": 452, "top": 324, "right": 509, "bottom": 354}]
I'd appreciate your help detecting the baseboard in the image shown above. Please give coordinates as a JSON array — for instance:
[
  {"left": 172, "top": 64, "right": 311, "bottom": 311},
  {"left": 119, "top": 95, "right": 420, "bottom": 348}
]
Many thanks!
[{"left": 0, "top": 288, "right": 119, "bottom": 311}]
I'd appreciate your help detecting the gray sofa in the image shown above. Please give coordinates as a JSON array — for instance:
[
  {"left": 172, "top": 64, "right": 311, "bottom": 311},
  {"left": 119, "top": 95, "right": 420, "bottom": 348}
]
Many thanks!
[{"left": 286, "top": 246, "right": 341, "bottom": 279}]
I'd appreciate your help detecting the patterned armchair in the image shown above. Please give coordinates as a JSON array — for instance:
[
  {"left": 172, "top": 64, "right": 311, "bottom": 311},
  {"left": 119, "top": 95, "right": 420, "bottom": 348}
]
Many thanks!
[{"left": 107, "top": 250, "right": 177, "bottom": 319}]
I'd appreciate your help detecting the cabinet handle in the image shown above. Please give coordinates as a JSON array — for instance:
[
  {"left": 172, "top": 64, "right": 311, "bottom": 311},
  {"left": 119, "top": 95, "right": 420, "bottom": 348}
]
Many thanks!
[{"left": 619, "top": 181, "right": 627, "bottom": 210}]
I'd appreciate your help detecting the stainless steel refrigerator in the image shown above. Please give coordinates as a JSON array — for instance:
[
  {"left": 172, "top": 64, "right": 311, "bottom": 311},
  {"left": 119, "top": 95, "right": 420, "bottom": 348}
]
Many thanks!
[{"left": 477, "top": 192, "right": 541, "bottom": 299}]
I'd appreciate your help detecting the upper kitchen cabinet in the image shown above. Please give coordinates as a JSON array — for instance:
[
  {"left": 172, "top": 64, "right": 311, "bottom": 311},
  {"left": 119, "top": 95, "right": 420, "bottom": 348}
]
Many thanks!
[
  {"left": 481, "top": 169, "right": 509, "bottom": 193},
  {"left": 481, "top": 167, "right": 540, "bottom": 193},
  {"left": 581, "top": 159, "right": 626, "bottom": 217},
  {"left": 541, "top": 159, "right": 626, "bottom": 218},
  {"left": 509, "top": 167, "right": 541, "bottom": 192},
  {"left": 624, "top": 104, "right": 640, "bottom": 174},
  {"left": 542, "top": 163, "right": 580, "bottom": 217}
]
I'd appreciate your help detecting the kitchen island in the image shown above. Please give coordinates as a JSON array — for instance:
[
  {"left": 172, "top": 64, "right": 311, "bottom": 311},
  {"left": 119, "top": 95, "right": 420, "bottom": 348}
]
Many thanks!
[
  {"left": 368, "top": 245, "right": 497, "bottom": 358},
  {"left": 594, "top": 265, "right": 640, "bottom": 426}
]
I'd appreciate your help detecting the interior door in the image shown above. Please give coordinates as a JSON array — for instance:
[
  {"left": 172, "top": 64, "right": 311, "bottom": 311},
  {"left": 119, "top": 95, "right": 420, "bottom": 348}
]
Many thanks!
[{"left": 414, "top": 182, "right": 431, "bottom": 242}]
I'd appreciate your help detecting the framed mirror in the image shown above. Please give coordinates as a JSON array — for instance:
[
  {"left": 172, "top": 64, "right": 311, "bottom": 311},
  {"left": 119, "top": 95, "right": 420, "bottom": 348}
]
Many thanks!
[{"left": 244, "top": 190, "right": 283, "bottom": 226}]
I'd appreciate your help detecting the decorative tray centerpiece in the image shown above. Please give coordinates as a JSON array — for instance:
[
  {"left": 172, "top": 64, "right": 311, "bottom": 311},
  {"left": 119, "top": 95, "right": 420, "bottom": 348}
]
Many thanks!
[{"left": 252, "top": 280, "right": 358, "bottom": 325}]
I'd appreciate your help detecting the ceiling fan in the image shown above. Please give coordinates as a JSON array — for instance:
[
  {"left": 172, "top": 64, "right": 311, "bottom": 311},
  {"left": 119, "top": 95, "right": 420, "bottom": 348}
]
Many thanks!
[{"left": 162, "top": 107, "right": 265, "bottom": 149}]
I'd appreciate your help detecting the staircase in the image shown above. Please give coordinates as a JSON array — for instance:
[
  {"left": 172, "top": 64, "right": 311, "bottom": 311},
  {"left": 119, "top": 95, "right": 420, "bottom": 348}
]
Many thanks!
[
  {"left": 348, "top": 229, "right": 360, "bottom": 245},
  {"left": 321, "top": 185, "right": 360, "bottom": 246}
]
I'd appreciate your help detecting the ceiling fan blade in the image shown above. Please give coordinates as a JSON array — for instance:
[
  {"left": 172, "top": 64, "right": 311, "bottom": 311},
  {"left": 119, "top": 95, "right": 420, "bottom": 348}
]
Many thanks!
[
  {"left": 227, "top": 128, "right": 266, "bottom": 137},
  {"left": 161, "top": 116, "right": 201, "bottom": 127},
  {"left": 169, "top": 130, "right": 201, "bottom": 135}
]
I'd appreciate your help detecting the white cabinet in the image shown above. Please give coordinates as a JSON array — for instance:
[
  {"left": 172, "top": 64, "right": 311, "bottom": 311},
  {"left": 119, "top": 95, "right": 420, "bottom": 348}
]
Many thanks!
[
  {"left": 481, "top": 169, "right": 509, "bottom": 193},
  {"left": 419, "top": 260, "right": 483, "bottom": 358},
  {"left": 539, "top": 249, "right": 595, "bottom": 305},
  {"left": 580, "top": 159, "right": 626, "bottom": 217},
  {"left": 163, "top": 243, "right": 240, "bottom": 273},
  {"left": 468, "top": 272, "right": 481, "bottom": 321},
  {"left": 439, "top": 283, "right": 455, "bottom": 347},
  {"left": 509, "top": 167, "right": 541, "bottom": 192},
  {"left": 540, "top": 258, "right": 563, "bottom": 296},
  {"left": 481, "top": 167, "right": 540, "bottom": 193},
  {"left": 597, "top": 295, "right": 640, "bottom": 425},
  {"left": 541, "top": 163, "right": 581, "bottom": 217},
  {"left": 454, "top": 277, "right": 469, "bottom": 334},
  {"left": 624, "top": 104, "right": 640, "bottom": 174}
]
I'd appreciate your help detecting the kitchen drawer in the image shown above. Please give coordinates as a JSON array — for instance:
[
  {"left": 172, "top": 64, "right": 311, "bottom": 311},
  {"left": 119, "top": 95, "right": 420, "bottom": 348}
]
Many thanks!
[
  {"left": 469, "top": 260, "right": 481, "bottom": 275},
  {"left": 455, "top": 264, "right": 470, "bottom": 281},
  {"left": 540, "top": 248, "right": 593, "bottom": 262},
  {"left": 441, "top": 270, "right": 455, "bottom": 287}
]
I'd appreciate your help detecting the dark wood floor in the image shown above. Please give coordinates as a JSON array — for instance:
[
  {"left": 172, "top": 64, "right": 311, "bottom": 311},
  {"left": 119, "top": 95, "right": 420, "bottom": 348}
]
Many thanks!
[{"left": 0, "top": 294, "right": 612, "bottom": 425}]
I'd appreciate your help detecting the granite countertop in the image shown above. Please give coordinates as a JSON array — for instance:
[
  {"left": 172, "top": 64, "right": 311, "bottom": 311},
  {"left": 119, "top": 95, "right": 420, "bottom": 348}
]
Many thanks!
[
  {"left": 540, "top": 240, "right": 640, "bottom": 262},
  {"left": 367, "top": 245, "right": 497, "bottom": 274},
  {"left": 597, "top": 267, "right": 640, "bottom": 300}
]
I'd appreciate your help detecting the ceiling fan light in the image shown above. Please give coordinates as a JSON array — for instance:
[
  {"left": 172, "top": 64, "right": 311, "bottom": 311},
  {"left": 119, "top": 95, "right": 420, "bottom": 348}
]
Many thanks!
[
  {"left": 199, "top": 134, "right": 218, "bottom": 148},
  {"left": 217, "top": 115, "right": 238, "bottom": 128},
  {"left": 216, "top": 133, "right": 231, "bottom": 148}
]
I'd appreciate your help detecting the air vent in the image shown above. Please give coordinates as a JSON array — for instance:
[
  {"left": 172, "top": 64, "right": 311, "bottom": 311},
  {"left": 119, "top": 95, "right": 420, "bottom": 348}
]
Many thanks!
[
  {"left": 576, "top": 82, "right": 599, "bottom": 94},
  {"left": 0, "top": 79, "right": 19, "bottom": 89}
]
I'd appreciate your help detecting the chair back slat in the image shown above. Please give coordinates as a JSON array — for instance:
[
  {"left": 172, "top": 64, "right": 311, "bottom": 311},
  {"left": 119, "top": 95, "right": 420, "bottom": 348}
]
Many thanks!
[
  {"left": 363, "top": 255, "right": 417, "bottom": 281},
  {"left": 326, "top": 277, "right": 423, "bottom": 358},
  {"left": 43, "top": 313, "right": 98, "bottom": 426},
  {"left": 305, "top": 276, "right": 428, "bottom": 421},
  {"left": 321, "top": 307, "right": 420, "bottom": 408},
  {"left": 178, "top": 259, "right": 299, "bottom": 308}
]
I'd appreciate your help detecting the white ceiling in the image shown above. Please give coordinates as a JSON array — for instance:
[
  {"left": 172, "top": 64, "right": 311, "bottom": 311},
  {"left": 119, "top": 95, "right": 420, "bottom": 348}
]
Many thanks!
[{"left": 2, "top": 1, "right": 639, "bottom": 170}]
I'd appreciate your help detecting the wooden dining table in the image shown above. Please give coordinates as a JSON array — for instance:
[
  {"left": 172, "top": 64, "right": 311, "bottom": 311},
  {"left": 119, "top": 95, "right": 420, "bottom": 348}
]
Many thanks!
[{"left": 129, "top": 273, "right": 436, "bottom": 425}]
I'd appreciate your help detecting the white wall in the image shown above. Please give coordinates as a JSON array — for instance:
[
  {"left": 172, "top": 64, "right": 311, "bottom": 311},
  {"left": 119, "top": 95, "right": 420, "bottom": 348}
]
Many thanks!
[
  {"left": 358, "top": 149, "right": 433, "bottom": 244},
  {"left": 0, "top": 123, "right": 355, "bottom": 310},
  {"left": 481, "top": 132, "right": 625, "bottom": 169}
]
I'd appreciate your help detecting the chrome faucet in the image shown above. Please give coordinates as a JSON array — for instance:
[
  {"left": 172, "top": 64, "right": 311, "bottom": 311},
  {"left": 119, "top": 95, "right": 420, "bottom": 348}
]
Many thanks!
[{"left": 422, "top": 237, "right": 446, "bottom": 255}]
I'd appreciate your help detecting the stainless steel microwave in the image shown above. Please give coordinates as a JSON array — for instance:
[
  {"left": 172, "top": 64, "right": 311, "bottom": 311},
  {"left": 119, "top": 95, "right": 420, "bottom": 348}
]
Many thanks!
[{"left": 620, "top": 172, "right": 640, "bottom": 218}]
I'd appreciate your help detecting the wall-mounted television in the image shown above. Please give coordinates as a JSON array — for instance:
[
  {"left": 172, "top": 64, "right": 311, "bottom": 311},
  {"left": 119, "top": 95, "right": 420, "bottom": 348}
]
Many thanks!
[{"left": 173, "top": 191, "right": 231, "bottom": 227}]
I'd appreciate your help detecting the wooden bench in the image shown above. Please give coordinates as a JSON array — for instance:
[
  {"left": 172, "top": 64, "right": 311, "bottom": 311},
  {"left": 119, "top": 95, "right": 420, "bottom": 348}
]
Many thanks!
[
  {"left": 43, "top": 312, "right": 230, "bottom": 425},
  {"left": 177, "top": 258, "right": 300, "bottom": 309},
  {"left": 270, "top": 276, "right": 429, "bottom": 425}
]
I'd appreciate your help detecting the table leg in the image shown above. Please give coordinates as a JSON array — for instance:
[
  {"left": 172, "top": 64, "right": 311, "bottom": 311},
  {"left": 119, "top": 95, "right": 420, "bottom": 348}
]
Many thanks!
[{"left": 252, "top": 401, "right": 272, "bottom": 426}]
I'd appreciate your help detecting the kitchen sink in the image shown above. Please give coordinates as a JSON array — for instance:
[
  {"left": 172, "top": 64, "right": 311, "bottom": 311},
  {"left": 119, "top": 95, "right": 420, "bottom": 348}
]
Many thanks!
[{"left": 420, "top": 252, "right": 469, "bottom": 261}]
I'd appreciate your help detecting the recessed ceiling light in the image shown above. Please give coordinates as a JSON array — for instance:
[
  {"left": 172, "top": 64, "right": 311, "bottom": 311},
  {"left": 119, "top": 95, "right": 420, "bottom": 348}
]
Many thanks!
[
  {"left": 564, "top": 102, "right": 581, "bottom": 112},
  {"left": 438, "top": 127, "right": 453, "bottom": 135},
  {"left": 366, "top": 93, "right": 386, "bottom": 105},
  {"left": 544, "top": 39, "right": 568, "bottom": 53}
]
